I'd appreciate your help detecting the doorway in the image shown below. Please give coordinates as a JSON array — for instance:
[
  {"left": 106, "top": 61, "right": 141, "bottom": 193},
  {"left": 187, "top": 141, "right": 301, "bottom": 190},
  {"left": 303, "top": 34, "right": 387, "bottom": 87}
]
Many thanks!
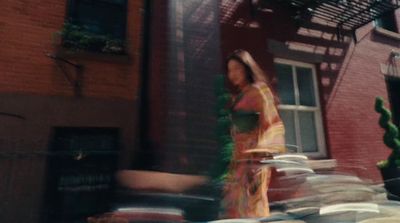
[
  {"left": 42, "top": 127, "right": 119, "bottom": 223},
  {"left": 386, "top": 76, "right": 400, "bottom": 127}
]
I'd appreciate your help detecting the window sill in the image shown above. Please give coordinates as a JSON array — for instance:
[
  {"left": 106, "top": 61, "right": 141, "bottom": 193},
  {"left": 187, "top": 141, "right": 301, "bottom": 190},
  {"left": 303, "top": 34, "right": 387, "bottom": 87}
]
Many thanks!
[
  {"left": 55, "top": 47, "right": 131, "bottom": 64},
  {"left": 306, "top": 159, "right": 336, "bottom": 171},
  {"left": 374, "top": 27, "right": 400, "bottom": 41}
]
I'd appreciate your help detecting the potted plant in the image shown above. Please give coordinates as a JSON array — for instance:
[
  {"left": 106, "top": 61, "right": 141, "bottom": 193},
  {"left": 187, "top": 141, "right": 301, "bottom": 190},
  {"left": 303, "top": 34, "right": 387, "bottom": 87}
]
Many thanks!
[
  {"left": 58, "top": 22, "right": 125, "bottom": 55},
  {"left": 375, "top": 96, "right": 400, "bottom": 200}
]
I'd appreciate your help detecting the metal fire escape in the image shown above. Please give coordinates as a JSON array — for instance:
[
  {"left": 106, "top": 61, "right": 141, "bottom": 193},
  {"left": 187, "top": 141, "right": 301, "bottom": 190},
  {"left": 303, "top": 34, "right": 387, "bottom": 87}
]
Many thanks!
[{"left": 260, "top": 0, "right": 400, "bottom": 41}]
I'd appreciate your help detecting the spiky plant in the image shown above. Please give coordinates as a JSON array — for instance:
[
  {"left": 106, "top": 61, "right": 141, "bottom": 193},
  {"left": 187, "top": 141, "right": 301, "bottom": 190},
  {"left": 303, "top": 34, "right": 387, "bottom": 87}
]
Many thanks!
[{"left": 375, "top": 96, "right": 400, "bottom": 168}]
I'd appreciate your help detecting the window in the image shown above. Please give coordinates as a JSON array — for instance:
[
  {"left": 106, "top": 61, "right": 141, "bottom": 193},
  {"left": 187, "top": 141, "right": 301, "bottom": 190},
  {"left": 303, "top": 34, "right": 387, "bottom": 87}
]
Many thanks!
[
  {"left": 375, "top": 12, "right": 398, "bottom": 33},
  {"left": 62, "top": 0, "right": 128, "bottom": 54},
  {"left": 386, "top": 76, "right": 400, "bottom": 127},
  {"left": 274, "top": 59, "right": 326, "bottom": 157}
]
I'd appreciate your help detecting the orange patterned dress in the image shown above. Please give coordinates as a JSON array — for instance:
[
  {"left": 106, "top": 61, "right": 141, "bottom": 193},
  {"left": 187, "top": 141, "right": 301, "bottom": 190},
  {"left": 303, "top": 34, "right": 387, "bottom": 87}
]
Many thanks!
[{"left": 222, "top": 82, "right": 286, "bottom": 218}]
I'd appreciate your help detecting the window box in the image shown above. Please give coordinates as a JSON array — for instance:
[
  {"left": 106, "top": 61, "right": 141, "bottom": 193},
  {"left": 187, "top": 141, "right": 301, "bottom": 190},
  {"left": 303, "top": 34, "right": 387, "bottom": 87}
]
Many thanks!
[
  {"left": 58, "top": 0, "right": 128, "bottom": 55},
  {"left": 59, "top": 22, "right": 126, "bottom": 55}
]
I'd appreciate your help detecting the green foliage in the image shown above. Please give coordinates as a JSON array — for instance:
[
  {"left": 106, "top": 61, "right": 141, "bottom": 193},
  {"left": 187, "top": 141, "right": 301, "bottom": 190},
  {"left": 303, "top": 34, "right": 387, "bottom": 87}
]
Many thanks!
[
  {"left": 377, "top": 160, "right": 389, "bottom": 169},
  {"left": 216, "top": 116, "right": 231, "bottom": 135},
  {"left": 217, "top": 95, "right": 231, "bottom": 109},
  {"left": 221, "top": 142, "right": 234, "bottom": 160},
  {"left": 60, "top": 22, "right": 124, "bottom": 54},
  {"left": 375, "top": 96, "right": 400, "bottom": 168},
  {"left": 210, "top": 74, "right": 234, "bottom": 181},
  {"left": 214, "top": 75, "right": 226, "bottom": 96}
]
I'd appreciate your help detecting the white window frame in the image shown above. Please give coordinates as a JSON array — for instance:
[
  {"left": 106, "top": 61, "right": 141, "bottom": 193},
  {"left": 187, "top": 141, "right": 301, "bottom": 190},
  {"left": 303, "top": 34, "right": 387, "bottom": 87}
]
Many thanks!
[{"left": 274, "top": 58, "right": 327, "bottom": 158}]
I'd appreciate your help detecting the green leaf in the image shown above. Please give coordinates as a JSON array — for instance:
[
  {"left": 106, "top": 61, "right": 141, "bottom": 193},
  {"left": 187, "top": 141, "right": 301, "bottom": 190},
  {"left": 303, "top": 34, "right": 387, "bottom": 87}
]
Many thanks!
[
  {"left": 217, "top": 94, "right": 231, "bottom": 108},
  {"left": 377, "top": 160, "right": 389, "bottom": 168},
  {"left": 375, "top": 97, "right": 384, "bottom": 112}
]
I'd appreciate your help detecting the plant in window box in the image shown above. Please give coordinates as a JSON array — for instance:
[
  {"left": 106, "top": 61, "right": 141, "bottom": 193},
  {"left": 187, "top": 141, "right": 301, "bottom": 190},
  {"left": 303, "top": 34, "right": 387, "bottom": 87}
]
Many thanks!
[
  {"left": 375, "top": 96, "right": 400, "bottom": 200},
  {"left": 59, "top": 22, "right": 125, "bottom": 55},
  {"left": 103, "top": 39, "right": 124, "bottom": 54}
]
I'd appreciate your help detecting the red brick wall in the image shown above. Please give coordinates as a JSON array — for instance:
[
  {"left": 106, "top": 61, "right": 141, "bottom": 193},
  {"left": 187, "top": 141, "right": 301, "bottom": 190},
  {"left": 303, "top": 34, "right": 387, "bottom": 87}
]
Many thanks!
[
  {"left": 220, "top": 4, "right": 304, "bottom": 88},
  {"left": 0, "top": 1, "right": 144, "bottom": 222},
  {"left": 0, "top": 0, "right": 142, "bottom": 100},
  {"left": 220, "top": 2, "right": 398, "bottom": 182},
  {"left": 326, "top": 23, "right": 395, "bottom": 181}
]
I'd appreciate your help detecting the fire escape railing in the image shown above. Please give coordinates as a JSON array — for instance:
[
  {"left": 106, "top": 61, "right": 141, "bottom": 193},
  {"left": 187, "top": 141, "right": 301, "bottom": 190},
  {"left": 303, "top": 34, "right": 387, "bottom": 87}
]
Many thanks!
[{"left": 261, "top": 0, "right": 400, "bottom": 41}]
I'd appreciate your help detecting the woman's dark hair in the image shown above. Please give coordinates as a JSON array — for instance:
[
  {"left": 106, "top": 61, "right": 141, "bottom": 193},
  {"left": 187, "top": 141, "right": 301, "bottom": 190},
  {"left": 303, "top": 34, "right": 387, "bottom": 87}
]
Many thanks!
[
  {"left": 226, "top": 54, "right": 255, "bottom": 84},
  {"left": 225, "top": 49, "right": 267, "bottom": 94}
]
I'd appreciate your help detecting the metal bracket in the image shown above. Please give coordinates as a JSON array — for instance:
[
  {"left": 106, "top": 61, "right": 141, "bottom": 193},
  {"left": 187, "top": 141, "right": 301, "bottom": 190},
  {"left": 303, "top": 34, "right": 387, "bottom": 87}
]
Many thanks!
[{"left": 47, "top": 53, "right": 84, "bottom": 97}]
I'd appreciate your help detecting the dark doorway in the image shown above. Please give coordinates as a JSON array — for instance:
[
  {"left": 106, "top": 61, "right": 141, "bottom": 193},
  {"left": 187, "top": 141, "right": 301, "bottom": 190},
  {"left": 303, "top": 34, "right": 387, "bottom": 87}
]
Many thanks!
[
  {"left": 386, "top": 76, "right": 400, "bottom": 127},
  {"left": 42, "top": 127, "right": 120, "bottom": 223}
]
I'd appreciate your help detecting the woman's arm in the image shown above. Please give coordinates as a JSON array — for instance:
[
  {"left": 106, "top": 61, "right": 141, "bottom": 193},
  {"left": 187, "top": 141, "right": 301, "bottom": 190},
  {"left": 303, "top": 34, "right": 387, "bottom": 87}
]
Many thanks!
[{"left": 246, "top": 83, "right": 286, "bottom": 154}]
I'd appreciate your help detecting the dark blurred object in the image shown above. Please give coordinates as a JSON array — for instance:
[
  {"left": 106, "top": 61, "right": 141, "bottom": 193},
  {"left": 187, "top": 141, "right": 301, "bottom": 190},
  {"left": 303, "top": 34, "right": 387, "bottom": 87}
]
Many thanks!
[
  {"left": 113, "top": 170, "right": 220, "bottom": 221},
  {"left": 380, "top": 167, "right": 400, "bottom": 201},
  {"left": 87, "top": 207, "right": 184, "bottom": 223}
]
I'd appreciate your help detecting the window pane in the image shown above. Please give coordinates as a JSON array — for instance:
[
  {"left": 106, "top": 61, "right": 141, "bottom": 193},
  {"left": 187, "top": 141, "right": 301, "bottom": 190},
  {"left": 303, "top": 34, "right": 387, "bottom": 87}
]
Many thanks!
[
  {"left": 71, "top": 0, "right": 126, "bottom": 39},
  {"left": 279, "top": 110, "right": 297, "bottom": 152},
  {"left": 299, "top": 111, "right": 318, "bottom": 152},
  {"left": 375, "top": 13, "right": 397, "bottom": 32},
  {"left": 276, "top": 63, "right": 295, "bottom": 105},
  {"left": 296, "top": 67, "right": 316, "bottom": 106}
]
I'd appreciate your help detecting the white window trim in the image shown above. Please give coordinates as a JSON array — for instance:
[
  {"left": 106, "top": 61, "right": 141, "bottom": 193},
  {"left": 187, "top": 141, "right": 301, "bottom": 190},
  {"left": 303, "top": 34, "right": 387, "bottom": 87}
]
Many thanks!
[{"left": 274, "top": 58, "right": 327, "bottom": 158}]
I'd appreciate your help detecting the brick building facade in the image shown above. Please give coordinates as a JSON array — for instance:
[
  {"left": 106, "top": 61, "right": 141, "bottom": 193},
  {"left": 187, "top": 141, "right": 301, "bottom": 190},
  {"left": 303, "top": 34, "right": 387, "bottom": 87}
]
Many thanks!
[
  {"left": 220, "top": 1, "right": 400, "bottom": 182},
  {"left": 2, "top": 0, "right": 400, "bottom": 222},
  {"left": 0, "top": 1, "right": 143, "bottom": 222},
  {"left": 0, "top": 0, "right": 222, "bottom": 222}
]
